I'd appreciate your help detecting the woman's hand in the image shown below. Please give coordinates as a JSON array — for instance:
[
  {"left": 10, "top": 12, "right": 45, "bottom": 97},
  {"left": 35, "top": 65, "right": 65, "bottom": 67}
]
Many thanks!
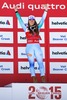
[
  {"left": 44, "top": 4, "right": 48, "bottom": 12},
  {"left": 14, "top": 6, "right": 18, "bottom": 12}
]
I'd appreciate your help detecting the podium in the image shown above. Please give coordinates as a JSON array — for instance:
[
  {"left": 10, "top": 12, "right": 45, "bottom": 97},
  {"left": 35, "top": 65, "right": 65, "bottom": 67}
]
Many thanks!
[{"left": 0, "top": 83, "right": 67, "bottom": 100}]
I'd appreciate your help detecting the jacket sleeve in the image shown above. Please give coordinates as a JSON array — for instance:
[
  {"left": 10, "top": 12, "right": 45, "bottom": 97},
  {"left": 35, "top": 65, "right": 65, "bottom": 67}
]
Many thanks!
[
  {"left": 38, "top": 11, "right": 47, "bottom": 29},
  {"left": 16, "top": 12, "right": 26, "bottom": 32}
]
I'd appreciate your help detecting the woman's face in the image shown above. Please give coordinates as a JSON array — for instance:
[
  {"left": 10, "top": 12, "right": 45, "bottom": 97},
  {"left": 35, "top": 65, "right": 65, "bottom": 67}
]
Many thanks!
[{"left": 28, "top": 19, "right": 35, "bottom": 26}]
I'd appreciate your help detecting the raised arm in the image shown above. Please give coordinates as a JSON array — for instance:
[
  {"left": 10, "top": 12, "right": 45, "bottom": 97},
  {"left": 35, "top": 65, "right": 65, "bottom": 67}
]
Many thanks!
[
  {"left": 14, "top": 6, "right": 26, "bottom": 32},
  {"left": 38, "top": 4, "right": 48, "bottom": 29}
]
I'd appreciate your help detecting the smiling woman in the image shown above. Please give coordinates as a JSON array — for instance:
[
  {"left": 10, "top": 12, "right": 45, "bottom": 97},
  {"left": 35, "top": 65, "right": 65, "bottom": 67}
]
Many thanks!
[{"left": 14, "top": 4, "right": 48, "bottom": 83}]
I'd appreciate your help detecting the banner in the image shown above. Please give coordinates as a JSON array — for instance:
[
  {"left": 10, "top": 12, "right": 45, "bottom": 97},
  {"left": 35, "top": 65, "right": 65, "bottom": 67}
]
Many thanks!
[
  {"left": 12, "top": 83, "right": 67, "bottom": 100},
  {"left": 0, "top": 0, "right": 67, "bottom": 86}
]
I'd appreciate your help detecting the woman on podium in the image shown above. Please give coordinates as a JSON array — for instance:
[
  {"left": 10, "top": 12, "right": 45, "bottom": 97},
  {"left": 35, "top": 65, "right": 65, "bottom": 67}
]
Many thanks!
[{"left": 14, "top": 4, "right": 48, "bottom": 83}]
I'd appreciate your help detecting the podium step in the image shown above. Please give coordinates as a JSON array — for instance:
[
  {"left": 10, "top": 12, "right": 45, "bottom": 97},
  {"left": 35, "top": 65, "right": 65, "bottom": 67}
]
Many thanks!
[{"left": 0, "top": 83, "right": 67, "bottom": 100}]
